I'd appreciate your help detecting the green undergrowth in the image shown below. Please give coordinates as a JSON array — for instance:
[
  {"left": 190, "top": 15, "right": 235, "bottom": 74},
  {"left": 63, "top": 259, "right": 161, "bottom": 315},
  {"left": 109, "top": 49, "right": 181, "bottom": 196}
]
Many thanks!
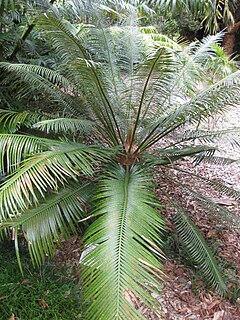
[{"left": 0, "top": 241, "right": 83, "bottom": 320}]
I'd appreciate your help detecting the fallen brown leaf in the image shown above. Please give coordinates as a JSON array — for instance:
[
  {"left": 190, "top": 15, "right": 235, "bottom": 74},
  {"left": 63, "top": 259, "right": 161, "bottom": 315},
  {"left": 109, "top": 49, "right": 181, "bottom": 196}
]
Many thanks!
[{"left": 38, "top": 299, "right": 49, "bottom": 309}]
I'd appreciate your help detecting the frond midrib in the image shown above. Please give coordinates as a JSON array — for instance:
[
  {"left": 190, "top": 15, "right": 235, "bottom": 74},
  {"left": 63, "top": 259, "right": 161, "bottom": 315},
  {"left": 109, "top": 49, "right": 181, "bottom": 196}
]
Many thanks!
[{"left": 116, "top": 167, "right": 129, "bottom": 317}]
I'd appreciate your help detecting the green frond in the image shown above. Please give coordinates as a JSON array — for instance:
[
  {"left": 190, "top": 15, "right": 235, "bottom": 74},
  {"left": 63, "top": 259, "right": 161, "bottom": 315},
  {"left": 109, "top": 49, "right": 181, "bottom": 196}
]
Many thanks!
[
  {"left": 131, "top": 46, "right": 177, "bottom": 145},
  {"left": 0, "top": 109, "right": 48, "bottom": 133},
  {"left": 81, "top": 165, "right": 165, "bottom": 319},
  {"left": 144, "top": 68, "right": 240, "bottom": 149},
  {"left": 1, "top": 182, "right": 92, "bottom": 267},
  {"left": 0, "top": 134, "right": 49, "bottom": 174},
  {"left": 140, "top": 27, "right": 182, "bottom": 51},
  {"left": 193, "top": 154, "right": 238, "bottom": 166},
  {"left": 184, "top": 70, "right": 240, "bottom": 122},
  {"left": 135, "top": 34, "right": 229, "bottom": 151},
  {"left": 172, "top": 166, "right": 240, "bottom": 205},
  {"left": 143, "top": 145, "right": 216, "bottom": 166},
  {"left": 163, "top": 170, "right": 240, "bottom": 227},
  {"left": 0, "top": 139, "right": 105, "bottom": 219},
  {"left": 173, "top": 208, "right": 227, "bottom": 295},
  {"left": 181, "top": 128, "right": 240, "bottom": 144},
  {"left": 33, "top": 117, "right": 93, "bottom": 135},
  {"left": 37, "top": 12, "right": 122, "bottom": 144},
  {"left": 0, "top": 62, "right": 81, "bottom": 113}
]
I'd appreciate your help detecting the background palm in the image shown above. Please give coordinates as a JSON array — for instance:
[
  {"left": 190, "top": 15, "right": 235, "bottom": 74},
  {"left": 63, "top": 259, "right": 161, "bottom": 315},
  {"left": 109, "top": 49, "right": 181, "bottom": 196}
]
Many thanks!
[{"left": 0, "top": 3, "right": 240, "bottom": 319}]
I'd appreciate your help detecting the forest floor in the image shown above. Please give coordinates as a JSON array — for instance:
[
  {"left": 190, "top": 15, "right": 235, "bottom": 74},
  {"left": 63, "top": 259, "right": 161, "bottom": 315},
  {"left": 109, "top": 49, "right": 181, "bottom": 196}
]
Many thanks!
[{"left": 52, "top": 108, "right": 240, "bottom": 320}]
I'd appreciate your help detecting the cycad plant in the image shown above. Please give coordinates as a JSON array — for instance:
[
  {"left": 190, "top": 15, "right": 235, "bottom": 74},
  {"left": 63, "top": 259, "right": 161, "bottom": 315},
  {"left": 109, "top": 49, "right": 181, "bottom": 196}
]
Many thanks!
[{"left": 0, "top": 4, "right": 240, "bottom": 319}]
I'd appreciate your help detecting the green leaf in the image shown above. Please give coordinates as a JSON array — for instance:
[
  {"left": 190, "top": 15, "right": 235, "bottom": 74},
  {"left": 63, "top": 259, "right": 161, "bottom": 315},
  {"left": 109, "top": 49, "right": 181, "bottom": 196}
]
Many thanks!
[
  {"left": 81, "top": 165, "right": 165, "bottom": 319},
  {"left": 33, "top": 117, "right": 93, "bottom": 135},
  {"left": 0, "top": 134, "right": 49, "bottom": 174},
  {"left": 1, "top": 182, "right": 92, "bottom": 266},
  {"left": 173, "top": 208, "right": 227, "bottom": 295},
  {"left": 0, "top": 139, "right": 105, "bottom": 219},
  {"left": 143, "top": 145, "right": 216, "bottom": 166},
  {"left": 0, "top": 62, "right": 80, "bottom": 113}
]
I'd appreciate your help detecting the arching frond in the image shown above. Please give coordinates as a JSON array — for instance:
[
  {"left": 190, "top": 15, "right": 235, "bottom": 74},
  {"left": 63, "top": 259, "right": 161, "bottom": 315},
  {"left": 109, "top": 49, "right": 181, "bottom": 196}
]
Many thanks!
[
  {"left": 0, "top": 109, "right": 48, "bottom": 133},
  {"left": 1, "top": 182, "right": 92, "bottom": 267},
  {"left": 181, "top": 128, "right": 240, "bottom": 144},
  {"left": 162, "top": 170, "right": 240, "bottom": 227},
  {"left": 173, "top": 208, "right": 227, "bottom": 295},
  {"left": 173, "top": 166, "right": 240, "bottom": 203},
  {"left": 0, "top": 134, "right": 49, "bottom": 174},
  {"left": 37, "top": 12, "right": 122, "bottom": 144},
  {"left": 0, "top": 139, "right": 105, "bottom": 219},
  {"left": 0, "top": 62, "right": 81, "bottom": 114},
  {"left": 155, "top": 0, "right": 234, "bottom": 33},
  {"left": 140, "top": 69, "right": 240, "bottom": 151},
  {"left": 33, "top": 117, "right": 93, "bottom": 135},
  {"left": 140, "top": 27, "right": 182, "bottom": 51},
  {"left": 143, "top": 145, "right": 216, "bottom": 166},
  {"left": 81, "top": 166, "right": 165, "bottom": 319},
  {"left": 192, "top": 154, "right": 238, "bottom": 166}
]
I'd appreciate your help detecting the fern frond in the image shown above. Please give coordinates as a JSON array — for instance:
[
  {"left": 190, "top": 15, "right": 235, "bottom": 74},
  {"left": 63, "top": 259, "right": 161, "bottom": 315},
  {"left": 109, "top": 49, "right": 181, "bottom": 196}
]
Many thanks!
[
  {"left": 181, "top": 128, "right": 240, "bottom": 144},
  {"left": 0, "top": 139, "right": 105, "bottom": 219},
  {"left": 162, "top": 170, "right": 240, "bottom": 227},
  {"left": 1, "top": 182, "right": 92, "bottom": 266},
  {"left": 0, "top": 109, "right": 48, "bottom": 133},
  {"left": 0, "top": 62, "right": 81, "bottom": 113},
  {"left": 37, "top": 12, "right": 122, "bottom": 144},
  {"left": 173, "top": 208, "right": 227, "bottom": 295},
  {"left": 33, "top": 117, "right": 93, "bottom": 135},
  {"left": 143, "top": 145, "right": 216, "bottom": 166},
  {"left": 0, "top": 134, "right": 49, "bottom": 174},
  {"left": 81, "top": 165, "right": 165, "bottom": 319},
  {"left": 173, "top": 167, "right": 240, "bottom": 203},
  {"left": 193, "top": 154, "right": 238, "bottom": 166}
]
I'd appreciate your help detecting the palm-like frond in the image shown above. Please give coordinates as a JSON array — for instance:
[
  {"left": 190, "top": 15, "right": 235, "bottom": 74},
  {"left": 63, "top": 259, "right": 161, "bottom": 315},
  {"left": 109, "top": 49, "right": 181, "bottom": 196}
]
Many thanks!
[
  {"left": 144, "top": 145, "right": 216, "bottom": 165},
  {"left": 0, "top": 134, "right": 49, "bottom": 174},
  {"left": 133, "top": 34, "right": 232, "bottom": 151},
  {"left": 181, "top": 128, "right": 240, "bottom": 144},
  {"left": 0, "top": 137, "right": 105, "bottom": 219},
  {"left": 0, "top": 109, "right": 48, "bottom": 133},
  {"left": 173, "top": 166, "right": 240, "bottom": 204},
  {"left": 173, "top": 208, "right": 227, "bottom": 294},
  {"left": 0, "top": 62, "right": 81, "bottom": 114},
  {"left": 155, "top": 0, "right": 235, "bottom": 33},
  {"left": 81, "top": 165, "right": 165, "bottom": 319},
  {"left": 33, "top": 117, "right": 93, "bottom": 135},
  {"left": 193, "top": 154, "right": 238, "bottom": 166},
  {"left": 142, "top": 69, "right": 240, "bottom": 151},
  {"left": 37, "top": 12, "right": 123, "bottom": 144},
  {"left": 162, "top": 169, "right": 240, "bottom": 227},
  {"left": 1, "top": 181, "right": 92, "bottom": 267}
]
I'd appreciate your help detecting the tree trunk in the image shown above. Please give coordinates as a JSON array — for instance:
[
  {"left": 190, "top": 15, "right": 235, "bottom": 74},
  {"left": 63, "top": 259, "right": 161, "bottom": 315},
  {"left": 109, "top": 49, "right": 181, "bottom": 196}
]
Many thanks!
[
  {"left": 222, "top": 21, "right": 240, "bottom": 56},
  {"left": 222, "top": 2, "right": 240, "bottom": 56}
]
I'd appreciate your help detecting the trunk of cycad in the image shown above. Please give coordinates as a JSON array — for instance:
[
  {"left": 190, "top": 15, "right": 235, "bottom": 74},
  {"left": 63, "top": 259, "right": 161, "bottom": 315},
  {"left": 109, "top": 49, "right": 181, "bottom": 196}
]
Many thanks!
[{"left": 119, "top": 128, "right": 140, "bottom": 166}]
